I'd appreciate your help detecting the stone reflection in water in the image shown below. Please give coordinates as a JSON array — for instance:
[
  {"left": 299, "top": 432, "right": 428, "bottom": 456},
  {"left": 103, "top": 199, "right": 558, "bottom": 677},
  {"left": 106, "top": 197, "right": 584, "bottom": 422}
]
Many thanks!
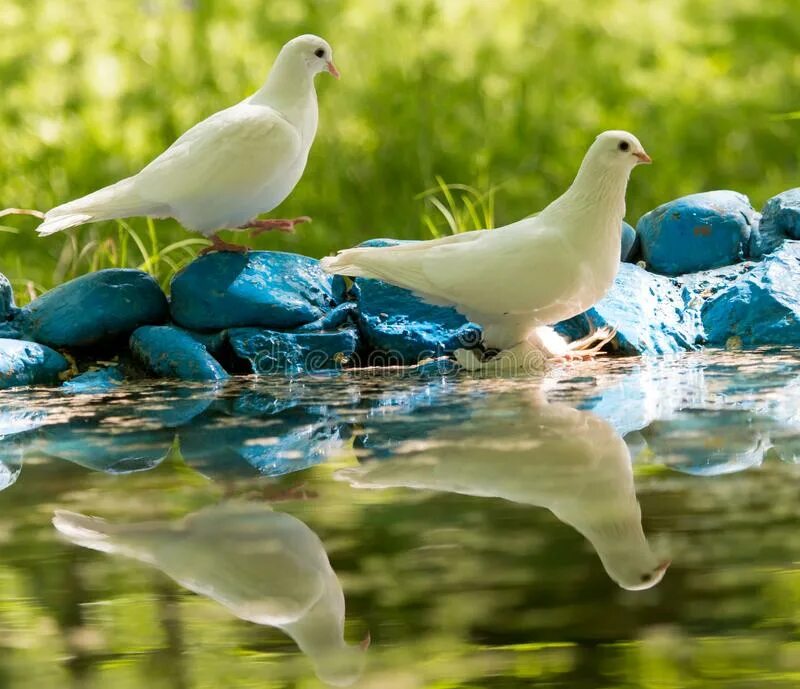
[
  {"left": 339, "top": 388, "right": 671, "bottom": 591},
  {"left": 52, "top": 502, "right": 368, "bottom": 687}
]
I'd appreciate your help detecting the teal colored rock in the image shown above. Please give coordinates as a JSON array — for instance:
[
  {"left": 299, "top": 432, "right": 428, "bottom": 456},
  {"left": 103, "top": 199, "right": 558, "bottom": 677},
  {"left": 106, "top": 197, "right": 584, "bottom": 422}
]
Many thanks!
[
  {"left": 170, "top": 251, "right": 336, "bottom": 331},
  {"left": 0, "top": 339, "right": 69, "bottom": 390},
  {"left": 11, "top": 269, "right": 168, "bottom": 348},
  {"left": 62, "top": 366, "right": 125, "bottom": 394},
  {"left": 620, "top": 221, "right": 637, "bottom": 262},
  {"left": 295, "top": 302, "right": 358, "bottom": 332},
  {"left": 754, "top": 188, "right": 800, "bottom": 257},
  {"left": 229, "top": 327, "right": 359, "bottom": 375},
  {"left": 130, "top": 326, "right": 229, "bottom": 381},
  {"left": 556, "top": 263, "right": 700, "bottom": 355},
  {"left": 701, "top": 242, "right": 800, "bottom": 346},
  {"left": 0, "top": 273, "right": 14, "bottom": 320},
  {"left": 637, "top": 191, "right": 757, "bottom": 276}
]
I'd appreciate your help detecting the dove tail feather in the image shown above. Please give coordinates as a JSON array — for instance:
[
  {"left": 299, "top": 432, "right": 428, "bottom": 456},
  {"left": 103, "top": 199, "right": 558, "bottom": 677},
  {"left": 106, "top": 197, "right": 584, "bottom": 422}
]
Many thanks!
[
  {"left": 320, "top": 249, "right": 429, "bottom": 290},
  {"left": 52, "top": 510, "right": 118, "bottom": 554},
  {"left": 37, "top": 177, "right": 168, "bottom": 236}
]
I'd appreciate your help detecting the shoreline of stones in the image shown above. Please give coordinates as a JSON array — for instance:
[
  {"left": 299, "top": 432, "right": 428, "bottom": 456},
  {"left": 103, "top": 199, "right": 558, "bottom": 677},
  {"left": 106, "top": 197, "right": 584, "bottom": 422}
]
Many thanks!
[{"left": 1, "top": 187, "right": 799, "bottom": 391}]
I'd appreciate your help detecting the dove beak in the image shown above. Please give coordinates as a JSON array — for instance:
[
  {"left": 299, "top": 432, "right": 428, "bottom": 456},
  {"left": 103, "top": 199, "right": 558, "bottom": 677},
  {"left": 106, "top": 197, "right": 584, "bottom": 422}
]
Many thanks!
[
  {"left": 656, "top": 559, "right": 671, "bottom": 576},
  {"left": 326, "top": 60, "right": 340, "bottom": 79},
  {"left": 634, "top": 150, "right": 652, "bottom": 164}
]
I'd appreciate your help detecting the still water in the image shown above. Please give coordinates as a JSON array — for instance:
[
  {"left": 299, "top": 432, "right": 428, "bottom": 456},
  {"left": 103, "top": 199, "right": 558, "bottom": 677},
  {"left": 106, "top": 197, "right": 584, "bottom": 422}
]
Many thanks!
[{"left": 1, "top": 349, "right": 800, "bottom": 688}]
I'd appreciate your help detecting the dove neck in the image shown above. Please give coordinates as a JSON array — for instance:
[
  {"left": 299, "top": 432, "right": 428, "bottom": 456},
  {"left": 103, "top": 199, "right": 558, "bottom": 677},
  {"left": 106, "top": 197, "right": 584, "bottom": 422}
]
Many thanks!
[
  {"left": 252, "top": 55, "right": 316, "bottom": 115},
  {"left": 543, "top": 159, "right": 631, "bottom": 229}
]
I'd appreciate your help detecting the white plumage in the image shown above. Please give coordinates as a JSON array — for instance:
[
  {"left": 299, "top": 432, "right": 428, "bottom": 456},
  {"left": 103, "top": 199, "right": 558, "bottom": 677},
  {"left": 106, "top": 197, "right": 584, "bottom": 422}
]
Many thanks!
[
  {"left": 52, "top": 503, "right": 368, "bottom": 687},
  {"left": 37, "top": 34, "right": 339, "bottom": 253},
  {"left": 322, "top": 130, "right": 650, "bottom": 367},
  {"left": 336, "top": 388, "right": 670, "bottom": 591}
]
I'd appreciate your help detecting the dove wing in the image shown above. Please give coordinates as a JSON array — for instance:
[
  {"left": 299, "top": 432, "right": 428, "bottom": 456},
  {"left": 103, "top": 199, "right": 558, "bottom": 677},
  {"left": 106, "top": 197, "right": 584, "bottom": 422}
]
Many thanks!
[{"left": 133, "top": 104, "right": 303, "bottom": 206}]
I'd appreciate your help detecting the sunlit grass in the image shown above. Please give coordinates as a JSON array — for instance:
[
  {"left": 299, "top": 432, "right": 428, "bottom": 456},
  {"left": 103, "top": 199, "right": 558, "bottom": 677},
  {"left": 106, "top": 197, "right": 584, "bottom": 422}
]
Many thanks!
[{"left": 418, "top": 176, "right": 498, "bottom": 237}]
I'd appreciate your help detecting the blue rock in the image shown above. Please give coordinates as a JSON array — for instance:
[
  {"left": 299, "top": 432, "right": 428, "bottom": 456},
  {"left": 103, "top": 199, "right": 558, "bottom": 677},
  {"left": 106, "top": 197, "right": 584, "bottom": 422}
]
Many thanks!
[
  {"left": 701, "top": 242, "right": 800, "bottom": 346},
  {"left": 355, "top": 277, "right": 481, "bottom": 363},
  {"left": 556, "top": 263, "right": 700, "bottom": 355},
  {"left": 9, "top": 269, "right": 168, "bottom": 348},
  {"left": 174, "top": 327, "right": 228, "bottom": 356},
  {"left": 637, "top": 191, "right": 757, "bottom": 276},
  {"left": 229, "top": 327, "right": 359, "bottom": 375},
  {"left": 0, "top": 339, "right": 70, "bottom": 389},
  {"left": 62, "top": 366, "right": 125, "bottom": 394},
  {"left": 755, "top": 188, "right": 800, "bottom": 254},
  {"left": 170, "top": 251, "right": 336, "bottom": 331},
  {"left": 130, "top": 326, "right": 229, "bottom": 381},
  {"left": 620, "top": 221, "right": 637, "bottom": 262},
  {"left": 295, "top": 302, "right": 358, "bottom": 332},
  {"left": 0, "top": 273, "right": 14, "bottom": 320}
]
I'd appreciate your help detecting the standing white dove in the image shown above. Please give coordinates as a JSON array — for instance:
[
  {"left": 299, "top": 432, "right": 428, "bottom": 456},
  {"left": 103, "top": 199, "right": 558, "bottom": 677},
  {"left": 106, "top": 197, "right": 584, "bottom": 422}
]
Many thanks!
[
  {"left": 52, "top": 502, "right": 369, "bottom": 687},
  {"left": 321, "top": 131, "right": 651, "bottom": 372},
  {"left": 35, "top": 34, "right": 339, "bottom": 254}
]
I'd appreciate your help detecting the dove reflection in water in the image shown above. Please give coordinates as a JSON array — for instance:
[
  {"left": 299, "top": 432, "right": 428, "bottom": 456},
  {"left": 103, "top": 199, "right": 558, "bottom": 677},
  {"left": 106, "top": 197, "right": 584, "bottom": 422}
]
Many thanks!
[
  {"left": 337, "top": 389, "right": 670, "bottom": 591},
  {"left": 53, "top": 503, "right": 368, "bottom": 687}
]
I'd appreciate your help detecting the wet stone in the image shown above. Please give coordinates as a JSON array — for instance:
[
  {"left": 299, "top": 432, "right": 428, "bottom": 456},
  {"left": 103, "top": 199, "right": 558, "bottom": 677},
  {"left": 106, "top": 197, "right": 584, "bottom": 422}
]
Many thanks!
[
  {"left": 170, "top": 251, "right": 336, "bottom": 332},
  {"left": 130, "top": 325, "right": 229, "bottom": 382},
  {"left": 0, "top": 338, "right": 70, "bottom": 390}
]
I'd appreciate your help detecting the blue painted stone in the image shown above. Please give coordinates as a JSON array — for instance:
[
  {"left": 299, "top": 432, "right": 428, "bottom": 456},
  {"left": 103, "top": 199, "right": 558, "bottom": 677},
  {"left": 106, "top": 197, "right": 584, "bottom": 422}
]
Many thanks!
[
  {"left": 11, "top": 269, "right": 168, "bottom": 348},
  {"left": 355, "top": 277, "right": 481, "bottom": 363},
  {"left": 228, "top": 327, "right": 359, "bottom": 375},
  {"left": 701, "top": 242, "right": 800, "bottom": 346},
  {"left": 130, "top": 326, "right": 229, "bottom": 381},
  {"left": 620, "top": 221, "right": 637, "bottom": 262},
  {"left": 755, "top": 188, "right": 800, "bottom": 255},
  {"left": 637, "top": 191, "right": 757, "bottom": 276},
  {"left": 555, "top": 263, "right": 700, "bottom": 355},
  {"left": 295, "top": 302, "right": 358, "bottom": 332},
  {"left": 170, "top": 251, "right": 336, "bottom": 331},
  {"left": 0, "top": 339, "right": 69, "bottom": 390},
  {"left": 62, "top": 366, "right": 125, "bottom": 394},
  {"left": 0, "top": 273, "right": 14, "bottom": 321},
  {"left": 174, "top": 327, "right": 228, "bottom": 355}
]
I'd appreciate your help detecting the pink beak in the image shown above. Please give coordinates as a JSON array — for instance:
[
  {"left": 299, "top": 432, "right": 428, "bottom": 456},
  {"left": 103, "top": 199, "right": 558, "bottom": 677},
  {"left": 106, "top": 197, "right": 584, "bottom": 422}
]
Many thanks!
[
  {"left": 326, "top": 60, "right": 340, "bottom": 79},
  {"left": 635, "top": 150, "right": 652, "bottom": 164},
  {"left": 656, "top": 559, "right": 671, "bottom": 575},
  {"left": 359, "top": 631, "right": 371, "bottom": 651}
]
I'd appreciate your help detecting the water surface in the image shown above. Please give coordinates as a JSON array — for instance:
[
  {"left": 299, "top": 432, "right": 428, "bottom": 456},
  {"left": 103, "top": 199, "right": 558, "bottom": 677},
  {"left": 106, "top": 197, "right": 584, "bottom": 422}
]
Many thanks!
[{"left": 1, "top": 349, "right": 800, "bottom": 688}]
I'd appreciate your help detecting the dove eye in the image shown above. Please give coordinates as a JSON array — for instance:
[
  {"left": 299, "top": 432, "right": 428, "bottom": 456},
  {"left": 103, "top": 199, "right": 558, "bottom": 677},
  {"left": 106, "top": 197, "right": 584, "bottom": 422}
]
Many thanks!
[
  {"left": 640, "top": 573, "right": 651, "bottom": 583},
  {"left": 314, "top": 48, "right": 325, "bottom": 58},
  {"left": 619, "top": 141, "right": 630, "bottom": 152}
]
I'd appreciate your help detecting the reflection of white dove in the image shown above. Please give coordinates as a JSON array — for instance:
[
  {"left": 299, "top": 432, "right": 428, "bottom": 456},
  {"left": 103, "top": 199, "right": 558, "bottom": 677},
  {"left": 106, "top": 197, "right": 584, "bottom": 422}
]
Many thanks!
[
  {"left": 53, "top": 503, "right": 368, "bottom": 687},
  {"left": 337, "top": 390, "right": 669, "bottom": 591}
]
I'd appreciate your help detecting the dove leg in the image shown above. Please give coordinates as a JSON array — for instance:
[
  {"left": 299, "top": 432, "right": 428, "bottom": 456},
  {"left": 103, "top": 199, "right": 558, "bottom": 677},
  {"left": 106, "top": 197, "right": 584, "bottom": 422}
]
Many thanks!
[
  {"left": 199, "top": 233, "right": 250, "bottom": 255},
  {"left": 560, "top": 327, "right": 617, "bottom": 360},
  {"left": 241, "top": 216, "right": 311, "bottom": 236}
]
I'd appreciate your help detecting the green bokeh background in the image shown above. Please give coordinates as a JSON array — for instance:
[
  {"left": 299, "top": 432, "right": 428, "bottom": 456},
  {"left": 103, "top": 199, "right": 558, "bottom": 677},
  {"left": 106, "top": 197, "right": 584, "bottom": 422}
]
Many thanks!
[{"left": 1, "top": 0, "right": 799, "bottom": 301}]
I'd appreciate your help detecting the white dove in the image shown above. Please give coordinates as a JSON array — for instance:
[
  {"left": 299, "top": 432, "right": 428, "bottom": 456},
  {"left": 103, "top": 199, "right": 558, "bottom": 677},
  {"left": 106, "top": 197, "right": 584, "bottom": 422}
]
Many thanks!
[
  {"left": 336, "top": 389, "right": 670, "bottom": 591},
  {"left": 52, "top": 503, "right": 368, "bottom": 687},
  {"left": 36, "top": 34, "right": 339, "bottom": 254},
  {"left": 322, "top": 131, "right": 650, "bottom": 371}
]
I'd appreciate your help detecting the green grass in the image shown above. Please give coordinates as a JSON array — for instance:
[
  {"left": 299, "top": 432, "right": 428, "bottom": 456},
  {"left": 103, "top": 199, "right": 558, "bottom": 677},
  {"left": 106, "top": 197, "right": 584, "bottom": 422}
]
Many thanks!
[{"left": 2, "top": 0, "right": 800, "bottom": 304}]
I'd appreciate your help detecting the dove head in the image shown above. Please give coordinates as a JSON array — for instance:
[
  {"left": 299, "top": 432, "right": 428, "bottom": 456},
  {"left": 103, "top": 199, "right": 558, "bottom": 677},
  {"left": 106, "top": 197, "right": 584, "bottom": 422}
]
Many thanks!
[
  {"left": 589, "top": 516, "right": 670, "bottom": 591},
  {"left": 590, "top": 130, "right": 651, "bottom": 169},
  {"left": 282, "top": 34, "right": 339, "bottom": 79}
]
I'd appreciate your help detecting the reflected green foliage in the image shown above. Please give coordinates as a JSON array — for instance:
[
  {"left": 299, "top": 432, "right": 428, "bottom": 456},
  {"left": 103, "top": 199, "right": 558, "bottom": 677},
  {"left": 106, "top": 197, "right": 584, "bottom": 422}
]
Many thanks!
[{"left": 1, "top": 0, "right": 800, "bottom": 302}]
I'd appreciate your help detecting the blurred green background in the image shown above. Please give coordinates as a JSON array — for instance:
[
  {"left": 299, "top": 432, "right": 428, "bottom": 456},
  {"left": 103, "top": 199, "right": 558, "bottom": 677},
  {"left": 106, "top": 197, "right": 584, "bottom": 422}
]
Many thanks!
[{"left": 1, "top": 0, "right": 799, "bottom": 302}]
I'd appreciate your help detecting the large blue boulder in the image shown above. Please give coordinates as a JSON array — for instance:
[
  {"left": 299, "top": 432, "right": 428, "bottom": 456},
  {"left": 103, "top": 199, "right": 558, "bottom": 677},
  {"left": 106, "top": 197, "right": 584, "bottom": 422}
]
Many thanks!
[
  {"left": 228, "top": 327, "right": 360, "bottom": 375},
  {"left": 8, "top": 269, "right": 168, "bottom": 348},
  {"left": 130, "top": 326, "right": 229, "bottom": 381},
  {"left": 354, "top": 278, "right": 481, "bottom": 363},
  {"left": 637, "top": 191, "right": 757, "bottom": 276},
  {"left": 170, "top": 251, "right": 336, "bottom": 332},
  {"left": 701, "top": 242, "right": 800, "bottom": 346},
  {"left": 0, "top": 273, "right": 14, "bottom": 321},
  {"left": 0, "top": 338, "right": 70, "bottom": 389},
  {"left": 556, "top": 263, "right": 700, "bottom": 355},
  {"left": 620, "top": 221, "right": 638, "bottom": 262},
  {"left": 754, "top": 189, "right": 800, "bottom": 257}
]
